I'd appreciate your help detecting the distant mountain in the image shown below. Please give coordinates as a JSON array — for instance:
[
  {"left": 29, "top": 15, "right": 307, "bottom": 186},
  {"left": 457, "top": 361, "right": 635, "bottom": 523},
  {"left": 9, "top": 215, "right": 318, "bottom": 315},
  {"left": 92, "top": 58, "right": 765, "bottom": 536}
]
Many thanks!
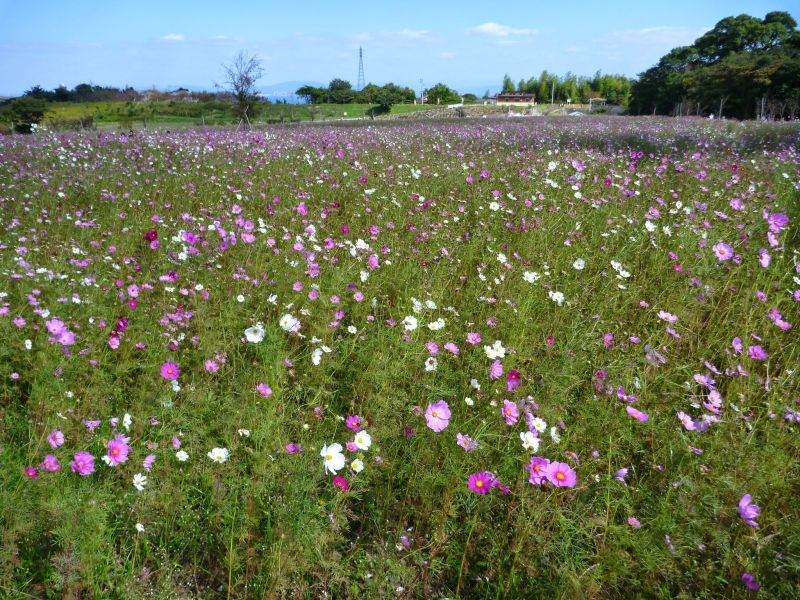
[{"left": 258, "top": 81, "right": 326, "bottom": 103}]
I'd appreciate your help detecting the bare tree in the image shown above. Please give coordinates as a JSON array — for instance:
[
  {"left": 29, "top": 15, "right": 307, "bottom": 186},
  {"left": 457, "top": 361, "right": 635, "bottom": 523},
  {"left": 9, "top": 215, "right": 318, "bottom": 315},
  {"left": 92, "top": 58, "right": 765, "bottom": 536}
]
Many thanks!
[{"left": 220, "top": 50, "right": 264, "bottom": 127}]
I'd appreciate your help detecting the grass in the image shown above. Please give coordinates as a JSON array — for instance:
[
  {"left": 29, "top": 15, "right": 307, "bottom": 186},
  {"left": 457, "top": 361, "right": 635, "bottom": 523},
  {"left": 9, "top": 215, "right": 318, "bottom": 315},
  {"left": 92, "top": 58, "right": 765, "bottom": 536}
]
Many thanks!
[
  {"left": 0, "top": 117, "right": 799, "bottom": 598},
  {"left": 41, "top": 101, "right": 442, "bottom": 130}
]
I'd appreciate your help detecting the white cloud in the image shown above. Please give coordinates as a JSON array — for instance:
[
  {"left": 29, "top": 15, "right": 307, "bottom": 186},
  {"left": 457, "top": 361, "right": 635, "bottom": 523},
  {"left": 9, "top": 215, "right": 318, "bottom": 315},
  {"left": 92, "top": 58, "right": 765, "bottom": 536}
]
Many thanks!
[
  {"left": 604, "top": 26, "right": 709, "bottom": 47},
  {"left": 162, "top": 33, "right": 185, "bottom": 42},
  {"left": 470, "top": 22, "right": 538, "bottom": 37},
  {"left": 351, "top": 29, "right": 432, "bottom": 42}
]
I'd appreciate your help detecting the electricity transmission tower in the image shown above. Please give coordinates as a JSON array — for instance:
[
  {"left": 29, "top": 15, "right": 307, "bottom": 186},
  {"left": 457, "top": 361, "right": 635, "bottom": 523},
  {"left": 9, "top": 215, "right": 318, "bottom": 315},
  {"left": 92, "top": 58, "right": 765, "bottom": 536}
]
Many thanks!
[{"left": 357, "top": 47, "right": 365, "bottom": 91}]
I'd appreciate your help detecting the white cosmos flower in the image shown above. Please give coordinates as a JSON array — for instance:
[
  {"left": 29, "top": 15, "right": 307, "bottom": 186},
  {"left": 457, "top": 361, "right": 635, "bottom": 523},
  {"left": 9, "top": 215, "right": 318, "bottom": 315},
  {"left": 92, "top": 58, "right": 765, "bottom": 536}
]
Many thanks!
[
  {"left": 520, "top": 431, "right": 541, "bottom": 452},
  {"left": 351, "top": 458, "right": 365, "bottom": 473},
  {"left": 244, "top": 323, "right": 265, "bottom": 343},
  {"left": 354, "top": 430, "right": 372, "bottom": 451},
  {"left": 489, "top": 201, "right": 500, "bottom": 211},
  {"left": 427, "top": 318, "right": 445, "bottom": 331},
  {"left": 572, "top": 258, "right": 585, "bottom": 270},
  {"left": 424, "top": 357, "right": 438, "bottom": 372},
  {"left": 645, "top": 220, "right": 657, "bottom": 233},
  {"left": 208, "top": 447, "right": 229, "bottom": 463},
  {"left": 531, "top": 417, "right": 547, "bottom": 433},
  {"left": 135, "top": 523, "right": 145, "bottom": 533},
  {"left": 550, "top": 426, "right": 562, "bottom": 443},
  {"left": 523, "top": 271, "right": 540, "bottom": 283},
  {"left": 175, "top": 450, "right": 189, "bottom": 462},
  {"left": 548, "top": 290, "right": 565, "bottom": 306},
  {"left": 402, "top": 316, "right": 418, "bottom": 331},
  {"left": 321, "top": 443, "right": 345, "bottom": 474},
  {"left": 133, "top": 473, "right": 147, "bottom": 492},
  {"left": 279, "top": 314, "right": 300, "bottom": 333},
  {"left": 484, "top": 340, "right": 506, "bottom": 360},
  {"left": 123, "top": 412, "right": 132, "bottom": 431}
]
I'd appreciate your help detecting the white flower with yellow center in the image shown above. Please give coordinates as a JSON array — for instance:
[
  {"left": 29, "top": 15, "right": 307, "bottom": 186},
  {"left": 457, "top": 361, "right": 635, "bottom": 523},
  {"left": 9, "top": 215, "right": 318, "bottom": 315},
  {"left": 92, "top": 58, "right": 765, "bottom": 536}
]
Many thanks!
[
  {"left": 321, "top": 443, "right": 345, "bottom": 474},
  {"left": 354, "top": 430, "right": 372, "bottom": 451}
]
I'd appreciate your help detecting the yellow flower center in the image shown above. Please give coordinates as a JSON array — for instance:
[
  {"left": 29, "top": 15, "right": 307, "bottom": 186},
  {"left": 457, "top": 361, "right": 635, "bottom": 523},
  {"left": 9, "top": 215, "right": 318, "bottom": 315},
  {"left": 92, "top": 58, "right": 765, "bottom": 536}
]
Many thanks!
[
  {"left": 476, "top": 480, "right": 483, "bottom": 488},
  {"left": 326, "top": 455, "right": 333, "bottom": 461},
  {"left": 112, "top": 449, "right": 118, "bottom": 455},
  {"left": 556, "top": 472, "right": 565, "bottom": 481},
  {"left": 432, "top": 411, "right": 438, "bottom": 417}
]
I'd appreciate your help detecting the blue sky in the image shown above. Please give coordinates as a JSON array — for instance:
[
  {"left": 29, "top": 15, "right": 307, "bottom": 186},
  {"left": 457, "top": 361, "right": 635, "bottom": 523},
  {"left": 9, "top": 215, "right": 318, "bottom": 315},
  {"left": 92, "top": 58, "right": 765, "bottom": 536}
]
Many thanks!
[{"left": 0, "top": 0, "right": 796, "bottom": 96}]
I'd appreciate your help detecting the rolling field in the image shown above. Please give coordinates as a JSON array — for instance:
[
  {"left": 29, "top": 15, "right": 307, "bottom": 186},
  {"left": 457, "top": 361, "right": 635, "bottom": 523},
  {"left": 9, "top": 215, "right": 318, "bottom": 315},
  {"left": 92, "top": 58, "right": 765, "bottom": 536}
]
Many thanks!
[{"left": 0, "top": 117, "right": 799, "bottom": 598}]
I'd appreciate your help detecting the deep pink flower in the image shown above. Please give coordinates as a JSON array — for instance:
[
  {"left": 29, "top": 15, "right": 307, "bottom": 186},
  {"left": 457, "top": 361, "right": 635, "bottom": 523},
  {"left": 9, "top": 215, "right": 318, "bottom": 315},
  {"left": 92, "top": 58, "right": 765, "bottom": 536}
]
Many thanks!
[
  {"left": 285, "top": 443, "right": 302, "bottom": 454},
  {"left": 748, "top": 345, "right": 767, "bottom": 361},
  {"left": 346, "top": 415, "right": 363, "bottom": 431},
  {"left": 256, "top": 383, "right": 272, "bottom": 398},
  {"left": 545, "top": 462, "right": 577, "bottom": 487},
  {"left": 332, "top": 475, "right": 349, "bottom": 492},
  {"left": 25, "top": 466, "right": 39, "bottom": 480},
  {"left": 160, "top": 362, "right": 180, "bottom": 380},
  {"left": 467, "top": 471, "right": 495, "bottom": 494},
  {"left": 506, "top": 369, "right": 521, "bottom": 392},
  {"left": 425, "top": 401, "right": 451, "bottom": 432},
  {"left": 70, "top": 451, "right": 95, "bottom": 476}
]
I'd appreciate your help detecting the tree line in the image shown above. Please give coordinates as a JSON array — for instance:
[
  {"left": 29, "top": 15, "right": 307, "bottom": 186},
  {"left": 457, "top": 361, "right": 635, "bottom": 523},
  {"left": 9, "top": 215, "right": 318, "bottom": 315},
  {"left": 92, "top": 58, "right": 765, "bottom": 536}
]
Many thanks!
[
  {"left": 630, "top": 12, "right": 800, "bottom": 119},
  {"left": 499, "top": 71, "right": 634, "bottom": 106}
]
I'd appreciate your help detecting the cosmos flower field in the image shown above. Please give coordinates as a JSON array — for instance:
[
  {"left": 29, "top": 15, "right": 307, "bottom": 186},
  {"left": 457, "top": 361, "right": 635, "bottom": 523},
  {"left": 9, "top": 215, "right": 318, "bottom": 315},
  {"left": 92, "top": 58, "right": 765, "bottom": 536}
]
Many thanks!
[{"left": 1, "top": 118, "right": 799, "bottom": 598}]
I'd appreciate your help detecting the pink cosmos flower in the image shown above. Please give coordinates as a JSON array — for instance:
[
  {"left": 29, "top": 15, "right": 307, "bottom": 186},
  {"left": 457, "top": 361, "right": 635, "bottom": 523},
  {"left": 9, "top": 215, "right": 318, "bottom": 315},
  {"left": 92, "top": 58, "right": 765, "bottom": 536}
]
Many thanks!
[
  {"left": 25, "top": 467, "right": 39, "bottom": 480},
  {"left": 628, "top": 517, "right": 641, "bottom": 529},
  {"left": 106, "top": 434, "right": 131, "bottom": 466},
  {"left": 712, "top": 241, "right": 734, "bottom": 261},
  {"left": 467, "top": 471, "right": 495, "bottom": 495},
  {"left": 545, "top": 462, "right": 577, "bottom": 487},
  {"left": 502, "top": 400, "right": 519, "bottom": 425},
  {"left": 143, "top": 454, "right": 156, "bottom": 471},
  {"left": 466, "top": 332, "right": 481, "bottom": 345},
  {"left": 626, "top": 406, "right": 649, "bottom": 422},
  {"left": 528, "top": 456, "right": 550, "bottom": 485},
  {"left": 748, "top": 345, "right": 767, "bottom": 360},
  {"left": 444, "top": 342, "right": 460, "bottom": 355},
  {"left": 160, "top": 362, "right": 180, "bottom": 380},
  {"left": 41, "top": 454, "right": 61, "bottom": 472},
  {"left": 285, "top": 443, "right": 302, "bottom": 454},
  {"left": 677, "top": 411, "right": 696, "bottom": 431},
  {"left": 425, "top": 400, "right": 451, "bottom": 432},
  {"left": 256, "top": 383, "right": 272, "bottom": 398},
  {"left": 738, "top": 494, "right": 760, "bottom": 528},
  {"left": 456, "top": 433, "right": 478, "bottom": 452},
  {"left": 489, "top": 360, "right": 503, "bottom": 380},
  {"left": 47, "top": 430, "right": 65, "bottom": 449},
  {"left": 70, "top": 451, "right": 95, "bottom": 476},
  {"left": 204, "top": 360, "right": 219, "bottom": 373}
]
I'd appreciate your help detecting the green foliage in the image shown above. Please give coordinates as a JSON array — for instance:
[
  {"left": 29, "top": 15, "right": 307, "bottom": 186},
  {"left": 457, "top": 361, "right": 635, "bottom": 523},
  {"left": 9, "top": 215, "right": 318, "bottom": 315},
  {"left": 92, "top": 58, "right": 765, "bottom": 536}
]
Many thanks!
[
  {"left": 1, "top": 96, "right": 48, "bottom": 133},
  {"left": 631, "top": 11, "right": 800, "bottom": 118},
  {"left": 296, "top": 80, "right": 416, "bottom": 105},
  {"left": 424, "top": 82, "right": 461, "bottom": 105}
]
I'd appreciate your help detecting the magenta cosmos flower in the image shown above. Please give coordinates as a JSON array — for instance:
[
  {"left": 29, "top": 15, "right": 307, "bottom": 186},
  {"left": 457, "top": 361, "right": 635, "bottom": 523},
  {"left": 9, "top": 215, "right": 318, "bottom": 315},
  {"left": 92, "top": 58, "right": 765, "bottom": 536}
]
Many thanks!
[
  {"left": 738, "top": 494, "right": 760, "bottom": 528},
  {"left": 468, "top": 471, "right": 495, "bottom": 495},
  {"left": 332, "top": 475, "right": 349, "bottom": 492},
  {"left": 346, "top": 415, "right": 363, "bottom": 431},
  {"left": 425, "top": 400, "right": 451, "bottom": 432},
  {"left": 161, "top": 362, "right": 180, "bottom": 380},
  {"left": 545, "top": 462, "right": 577, "bottom": 488},
  {"left": 70, "top": 451, "right": 95, "bottom": 476},
  {"left": 506, "top": 369, "right": 521, "bottom": 392}
]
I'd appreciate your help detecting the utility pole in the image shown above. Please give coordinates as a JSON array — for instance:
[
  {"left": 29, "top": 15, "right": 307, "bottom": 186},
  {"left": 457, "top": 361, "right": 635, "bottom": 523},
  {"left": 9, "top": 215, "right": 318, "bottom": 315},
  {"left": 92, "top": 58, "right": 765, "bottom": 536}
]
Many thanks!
[
  {"left": 420, "top": 79, "right": 424, "bottom": 104},
  {"left": 356, "top": 47, "right": 365, "bottom": 91},
  {"left": 551, "top": 80, "right": 555, "bottom": 104}
]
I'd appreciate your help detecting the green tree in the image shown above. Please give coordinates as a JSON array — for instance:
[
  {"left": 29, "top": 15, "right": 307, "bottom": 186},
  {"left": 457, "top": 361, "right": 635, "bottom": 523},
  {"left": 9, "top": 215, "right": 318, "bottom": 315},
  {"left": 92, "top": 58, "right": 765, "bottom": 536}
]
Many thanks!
[
  {"left": 424, "top": 83, "right": 460, "bottom": 105},
  {"left": 7, "top": 97, "right": 48, "bottom": 133},
  {"left": 221, "top": 50, "right": 264, "bottom": 124},
  {"left": 501, "top": 74, "right": 515, "bottom": 93}
]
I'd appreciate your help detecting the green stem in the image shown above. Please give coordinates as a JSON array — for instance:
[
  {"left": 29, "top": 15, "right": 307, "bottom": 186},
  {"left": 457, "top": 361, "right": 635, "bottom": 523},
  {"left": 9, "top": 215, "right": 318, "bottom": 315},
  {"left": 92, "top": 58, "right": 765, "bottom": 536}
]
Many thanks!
[{"left": 456, "top": 512, "right": 480, "bottom": 597}]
